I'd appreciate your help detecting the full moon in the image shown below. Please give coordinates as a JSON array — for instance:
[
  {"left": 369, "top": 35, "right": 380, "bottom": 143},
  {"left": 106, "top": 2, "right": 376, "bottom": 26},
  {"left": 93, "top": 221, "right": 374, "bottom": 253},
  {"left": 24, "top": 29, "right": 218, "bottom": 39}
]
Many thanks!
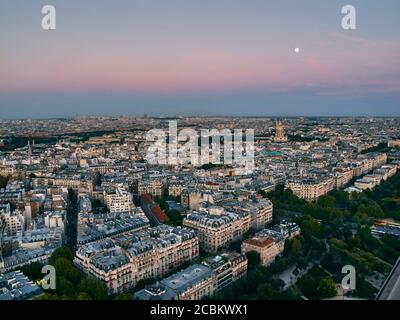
[{"left": 294, "top": 47, "right": 300, "bottom": 53}]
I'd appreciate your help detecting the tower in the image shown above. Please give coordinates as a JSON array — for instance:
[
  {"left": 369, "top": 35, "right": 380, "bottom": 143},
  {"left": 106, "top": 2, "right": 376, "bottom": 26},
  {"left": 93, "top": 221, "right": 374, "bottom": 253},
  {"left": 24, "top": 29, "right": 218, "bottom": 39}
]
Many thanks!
[
  {"left": 27, "top": 140, "right": 32, "bottom": 157},
  {"left": 273, "top": 120, "right": 288, "bottom": 143}
]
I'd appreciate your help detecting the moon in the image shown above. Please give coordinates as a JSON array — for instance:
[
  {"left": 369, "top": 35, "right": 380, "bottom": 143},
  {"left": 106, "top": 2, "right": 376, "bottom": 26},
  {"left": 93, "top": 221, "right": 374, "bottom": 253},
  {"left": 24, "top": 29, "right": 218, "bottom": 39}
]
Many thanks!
[{"left": 294, "top": 47, "right": 300, "bottom": 53}]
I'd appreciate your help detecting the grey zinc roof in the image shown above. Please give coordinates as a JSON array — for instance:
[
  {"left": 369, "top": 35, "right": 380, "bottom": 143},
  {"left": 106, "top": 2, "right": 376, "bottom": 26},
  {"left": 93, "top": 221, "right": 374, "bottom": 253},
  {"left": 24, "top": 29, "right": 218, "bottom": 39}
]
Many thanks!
[
  {"left": 161, "top": 264, "right": 213, "bottom": 294},
  {"left": 0, "top": 271, "right": 42, "bottom": 300}
]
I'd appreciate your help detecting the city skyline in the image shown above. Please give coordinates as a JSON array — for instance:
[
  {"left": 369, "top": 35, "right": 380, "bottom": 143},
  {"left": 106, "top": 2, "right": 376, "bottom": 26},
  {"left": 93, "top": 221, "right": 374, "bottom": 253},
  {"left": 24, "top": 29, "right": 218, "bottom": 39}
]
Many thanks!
[
  {"left": 1, "top": 0, "right": 400, "bottom": 118},
  {"left": 1, "top": 115, "right": 400, "bottom": 302},
  {"left": 1, "top": 1, "right": 400, "bottom": 307}
]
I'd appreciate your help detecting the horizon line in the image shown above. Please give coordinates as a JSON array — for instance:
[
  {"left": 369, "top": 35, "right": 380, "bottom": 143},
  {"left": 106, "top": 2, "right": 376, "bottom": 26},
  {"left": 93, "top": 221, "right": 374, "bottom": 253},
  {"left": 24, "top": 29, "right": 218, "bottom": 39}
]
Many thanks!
[{"left": 2, "top": 115, "right": 400, "bottom": 121}]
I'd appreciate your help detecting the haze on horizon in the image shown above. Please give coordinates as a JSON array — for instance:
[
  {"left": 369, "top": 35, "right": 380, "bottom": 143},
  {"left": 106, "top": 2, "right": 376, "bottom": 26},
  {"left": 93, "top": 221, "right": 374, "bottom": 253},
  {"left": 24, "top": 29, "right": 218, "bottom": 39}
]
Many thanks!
[{"left": 0, "top": 0, "right": 399, "bottom": 119}]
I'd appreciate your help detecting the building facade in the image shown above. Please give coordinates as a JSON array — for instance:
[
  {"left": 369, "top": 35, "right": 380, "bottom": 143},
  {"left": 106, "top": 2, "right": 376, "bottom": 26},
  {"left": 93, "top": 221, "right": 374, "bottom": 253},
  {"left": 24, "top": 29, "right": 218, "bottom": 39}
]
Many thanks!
[
  {"left": 183, "top": 207, "right": 251, "bottom": 252},
  {"left": 241, "top": 230, "right": 285, "bottom": 266},
  {"left": 134, "top": 264, "right": 216, "bottom": 300},
  {"left": 74, "top": 225, "right": 199, "bottom": 294},
  {"left": 104, "top": 187, "right": 134, "bottom": 213}
]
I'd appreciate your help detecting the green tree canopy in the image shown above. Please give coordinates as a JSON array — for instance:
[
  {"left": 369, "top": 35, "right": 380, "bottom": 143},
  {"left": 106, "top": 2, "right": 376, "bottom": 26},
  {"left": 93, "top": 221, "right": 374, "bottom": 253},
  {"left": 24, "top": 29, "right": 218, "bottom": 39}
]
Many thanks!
[
  {"left": 20, "top": 262, "right": 44, "bottom": 282},
  {"left": 49, "top": 247, "right": 74, "bottom": 265},
  {"left": 317, "top": 278, "right": 337, "bottom": 299},
  {"left": 78, "top": 278, "right": 108, "bottom": 300},
  {"left": 246, "top": 251, "right": 261, "bottom": 268}
]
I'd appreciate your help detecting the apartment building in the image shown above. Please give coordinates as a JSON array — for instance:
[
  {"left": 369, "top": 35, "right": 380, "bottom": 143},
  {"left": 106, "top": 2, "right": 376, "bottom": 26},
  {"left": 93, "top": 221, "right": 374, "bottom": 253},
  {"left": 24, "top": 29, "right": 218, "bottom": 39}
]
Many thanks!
[
  {"left": 181, "top": 189, "right": 217, "bottom": 211},
  {"left": 0, "top": 165, "right": 15, "bottom": 177},
  {"left": 354, "top": 177, "right": 378, "bottom": 190},
  {"left": 346, "top": 163, "right": 398, "bottom": 193},
  {"left": 0, "top": 188, "right": 25, "bottom": 204},
  {"left": 285, "top": 177, "right": 335, "bottom": 202},
  {"left": 271, "top": 221, "right": 301, "bottom": 240},
  {"left": 0, "top": 271, "right": 43, "bottom": 300},
  {"left": 134, "top": 264, "right": 216, "bottom": 301},
  {"left": 77, "top": 213, "right": 149, "bottom": 245},
  {"left": 388, "top": 140, "right": 400, "bottom": 148},
  {"left": 375, "top": 165, "right": 398, "bottom": 181},
  {"left": 183, "top": 206, "right": 251, "bottom": 252},
  {"left": 351, "top": 153, "right": 387, "bottom": 177},
  {"left": 137, "top": 179, "right": 164, "bottom": 197},
  {"left": 1, "top": 247, "right": 55, "bottom": 273},
  {"left": 241, "top": 230, "right": 285, "bottom": 266},
  {"left": 104, "top": 187, "right": 134, "bottom": 213},
  {"left": 44, "top": 211, "right": 65, "bottom": 229},
  {"left": 224, "top": 198, "right": 273, "bottom": 231},
  {"left": 0, "top": 210, "right": 25, "bottom": 235},
  {"left": 168, "top": 181, "right": 186, "bottom": 198},
  {"left": 333, "top": 168, "right": 354, "bottom": 189},
  {"left": 74, "top": 225, "right": 199, "bottom": 294},
  {"left": 52, "top": 177, "right": 94, "bottom": 194},
  {"left": 202, "top": 252, "right": 248, "bottom": 292}
]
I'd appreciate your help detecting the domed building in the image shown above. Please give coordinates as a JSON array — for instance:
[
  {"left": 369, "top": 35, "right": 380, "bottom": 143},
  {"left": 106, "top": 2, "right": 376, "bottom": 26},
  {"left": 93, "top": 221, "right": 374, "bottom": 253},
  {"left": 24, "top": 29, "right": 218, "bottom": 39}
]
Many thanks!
[
  {"left": 273, "top": 120, "right": 288, "bottom": 143},
  {"left": 79, "top": 195, "right": 92, "bottom": 213}
]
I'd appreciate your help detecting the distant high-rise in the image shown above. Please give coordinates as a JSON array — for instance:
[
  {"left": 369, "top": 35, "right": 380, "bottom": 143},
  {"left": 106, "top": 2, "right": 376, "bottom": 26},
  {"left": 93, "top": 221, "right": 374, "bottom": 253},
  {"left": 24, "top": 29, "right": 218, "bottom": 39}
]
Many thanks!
[
  {"left": 27, "top": 140, "right": 32, "bottom": 157},
  {"left": 273, "top": 120, "right": 288, "bottom": 143}
]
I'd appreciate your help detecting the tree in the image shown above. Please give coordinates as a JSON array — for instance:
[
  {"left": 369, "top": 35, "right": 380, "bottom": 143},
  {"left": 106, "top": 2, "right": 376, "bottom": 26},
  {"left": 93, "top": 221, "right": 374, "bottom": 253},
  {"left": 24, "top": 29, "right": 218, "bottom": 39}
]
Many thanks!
[
  {"left": 49, "top": 247, "right": 74, "bottom": 265},
  {"left": 114, "top": 293, "right": 133, "bottom": 300},
  {"left": 286, "top": 237, "right": 302, "bottom": 253},
  {"left": 270, "top": 279, "right": 285, "bottom": 292},
  {"left": 281, "top": 287, "right": 301, "bottom": 300},
  {"left": 228, "top": 239, "right": 243, "bottom": 253},
  {"left": 356, "top": 202, "right": 384, "bottom": 219},
  {"left": 246, "top": 251, "right": 261, "bottom": 268},
  {"left": 295, "top": 215, "right": 320, "bottom": 238},
  {"left": 380, "top": 198, "right": 398, "bottom": 211},
  {"left": 53, "top": 257, "right": 82, "bottom": 287},
  {"left": 91, "top": 199, "right": 103, "bottom": 209},
  {"left": 166, "top": 209, "right": 183, "bottom": 226},
  {"left": 154, "top": 196, "right": 168, "bottom": 210},
  {"left": 56, "top": 277, "right": 75, "bottom": 297},
  {"left": 256, "top": 283, "right": 280, "bottom": 300},
  {"left": 317, "top": 278, "right": 337, "bottom": 299},
  {"left": 93, "top": 172, "right": 103, "bottom": 187},
  {"left": 297, "top": 256, "right": 309, "bottom": 271},
  {"left": 352, "top": 276, "right": 378, "bottom": 299},
  {"left": 381, "top": 234, "right": 400, "bottom": 252},
  {"left": 0, "top": 175, "right": 9, "bottom": 188},
  {"left": 35, "top": 293, "right": 60, "bottom": 300},
  {"left": 20, "top": 262, "right": 44, "bottom": 281},
  {"left": 78, "top": 278, "right": 108, "bottom": 300},
  {"left": 38, "top": 205, "right": 44, "bottom": 216},
  {"left": 200, "top": 163, "right": 218, "bottom": 170},
  {"left": 77, "top": 292, "right": 92, "bottom": 300},
  {"left": 367, "top": 203, "right": 384, "bottom": 218},
  {"left": 332, "top": 190, "right": 349, "bottom": 206},
  {"left": 297, "top": 274, "right": 318, "bottom": 298},
  {"left": 353, "top": 211, "right": 370, "bottom": 225},
  {"left": 317, "top": 195, "right": 336, "bottom": 208}
]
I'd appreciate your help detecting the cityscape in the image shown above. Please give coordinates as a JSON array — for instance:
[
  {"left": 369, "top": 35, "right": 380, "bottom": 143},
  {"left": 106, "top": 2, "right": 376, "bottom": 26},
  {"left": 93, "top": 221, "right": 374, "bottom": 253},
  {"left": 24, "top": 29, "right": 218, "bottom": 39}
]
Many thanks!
[
  {"left": 1, "top": 0, "right": 400, "bottom": 309},
  {"left": 1, "top": 116, "right": 400, "bottom": 301}
]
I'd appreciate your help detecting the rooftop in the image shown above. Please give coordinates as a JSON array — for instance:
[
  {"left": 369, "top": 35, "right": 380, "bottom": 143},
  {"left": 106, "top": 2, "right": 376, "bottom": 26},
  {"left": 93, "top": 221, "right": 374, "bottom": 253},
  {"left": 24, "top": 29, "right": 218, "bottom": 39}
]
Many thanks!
[
  {"left": 0, "top": 271, "right": 42, "bottom": 301},
  {"left": 244, "top": 237, "right": 275, "bottom": 248},
  {"left": 160, "top": 264, "right": 213, "bottom": 294}
]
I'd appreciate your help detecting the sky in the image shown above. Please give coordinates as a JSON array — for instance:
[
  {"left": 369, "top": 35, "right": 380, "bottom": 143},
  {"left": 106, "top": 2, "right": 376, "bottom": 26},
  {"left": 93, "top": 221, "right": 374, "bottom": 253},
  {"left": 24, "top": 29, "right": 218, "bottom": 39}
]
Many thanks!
[{"left": 0, "top": 0, "right": 399, "bottom": 118}]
